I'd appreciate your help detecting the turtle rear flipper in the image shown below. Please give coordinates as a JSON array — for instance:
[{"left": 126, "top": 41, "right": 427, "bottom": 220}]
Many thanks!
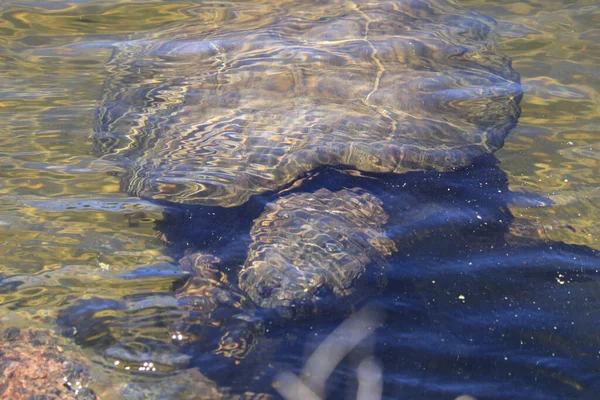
[{"left": 238, "top": 188, "right": 396, "bottom": 319}]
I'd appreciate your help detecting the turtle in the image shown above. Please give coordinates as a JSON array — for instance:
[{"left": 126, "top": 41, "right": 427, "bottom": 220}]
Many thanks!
[{"left": 71, "top": 0, "right": 524, "bottom": 394}]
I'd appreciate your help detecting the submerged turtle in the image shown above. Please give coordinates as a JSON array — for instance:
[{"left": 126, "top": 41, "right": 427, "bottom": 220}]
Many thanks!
[{"left": 71, "top": 0, "right": 524, "bottom": 392}]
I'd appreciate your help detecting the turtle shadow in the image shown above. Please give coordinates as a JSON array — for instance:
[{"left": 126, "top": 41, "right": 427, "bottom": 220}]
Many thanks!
[{"left": 54, "top": 157, "right": 576, "bottom": 394}]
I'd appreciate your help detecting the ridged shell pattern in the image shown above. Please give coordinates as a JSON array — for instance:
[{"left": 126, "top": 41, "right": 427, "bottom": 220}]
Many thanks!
[{"left": 94, "top": 0, "right": 522, "bottom": 206}]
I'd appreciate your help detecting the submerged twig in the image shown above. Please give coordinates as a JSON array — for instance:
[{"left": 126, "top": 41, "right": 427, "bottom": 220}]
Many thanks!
[
  {"left": 273, "top": 303, "right": 480, "bottom": 400},
  {"left": 274, "top": 303, "right": 385, "bottom": 400}
]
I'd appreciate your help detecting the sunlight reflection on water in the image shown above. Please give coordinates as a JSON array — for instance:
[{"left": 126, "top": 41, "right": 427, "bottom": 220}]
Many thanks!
[{"left": 0, "top": 0, "right": 598, "bottom": 399}]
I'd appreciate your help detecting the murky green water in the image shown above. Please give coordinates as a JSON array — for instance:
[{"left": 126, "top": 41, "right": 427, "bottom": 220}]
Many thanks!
[{"left": 0, "top": 1, "right": 598, "bottom": 399}]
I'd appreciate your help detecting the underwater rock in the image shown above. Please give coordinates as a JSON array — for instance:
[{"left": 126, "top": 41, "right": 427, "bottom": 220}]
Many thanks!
[{"left": 0, "top": 327, "right": 96, "bottom": 400}]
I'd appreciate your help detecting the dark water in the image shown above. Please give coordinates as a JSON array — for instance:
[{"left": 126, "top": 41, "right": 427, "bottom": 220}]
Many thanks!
[
  {"left": 0, "top": 1, "right": 599, "bottom": 399},
  {"left": 155, "top": 165, "right": 600, "bottom": 400}
]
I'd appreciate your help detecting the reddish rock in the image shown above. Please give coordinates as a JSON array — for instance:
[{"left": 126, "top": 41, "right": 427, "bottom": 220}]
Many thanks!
[{"left": 0, "top": 327, "right": 97, "bottom": 400}]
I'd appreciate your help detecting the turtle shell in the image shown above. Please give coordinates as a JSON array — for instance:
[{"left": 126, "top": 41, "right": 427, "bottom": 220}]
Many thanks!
[{"left": 93, "top": 0, "right": 521, "bottom": 206}]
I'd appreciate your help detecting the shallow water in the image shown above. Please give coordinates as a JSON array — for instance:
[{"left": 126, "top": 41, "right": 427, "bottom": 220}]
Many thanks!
[{"left": 0, "top": 1, "right": 598, "bottom": 399}]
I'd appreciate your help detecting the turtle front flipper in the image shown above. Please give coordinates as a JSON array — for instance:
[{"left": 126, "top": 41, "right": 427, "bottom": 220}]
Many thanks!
[
  {"left": 57, "top": 294, "right": 193, "bottom": 372},
  {"left": 238, "top": 188, "right": 396, "bottom": 320},
  {"left": 57, "top": 253, "right": 261, "bottom": 375}
]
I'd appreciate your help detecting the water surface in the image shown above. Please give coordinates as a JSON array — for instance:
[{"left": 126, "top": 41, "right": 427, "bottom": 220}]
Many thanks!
[{"left": 0, "top": 1, "right": 598, "bottom": 399}]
